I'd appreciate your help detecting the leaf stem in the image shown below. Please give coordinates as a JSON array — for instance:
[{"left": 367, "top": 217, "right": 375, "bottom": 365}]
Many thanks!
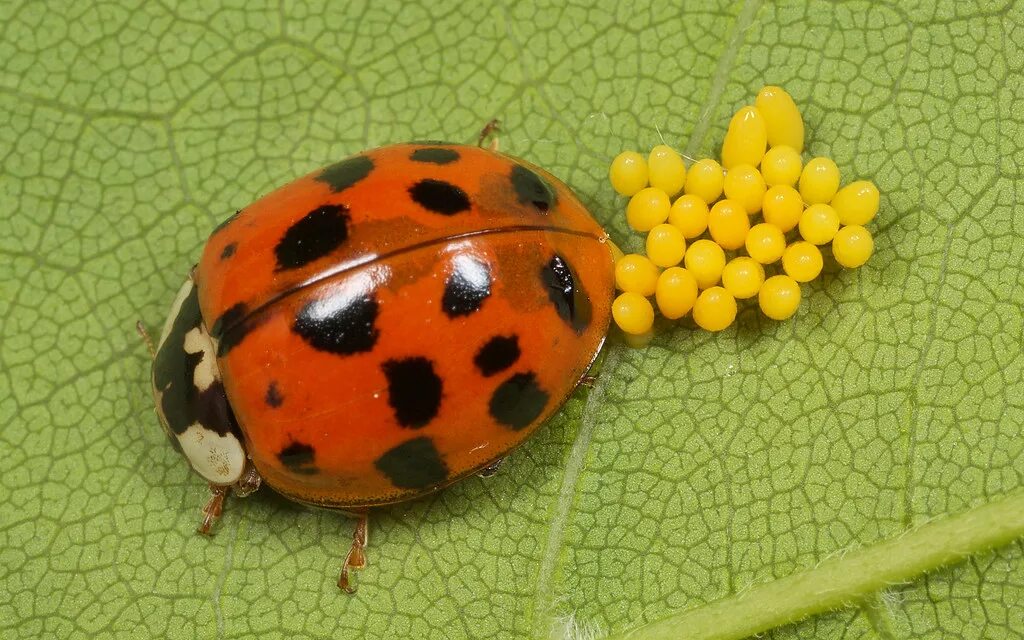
[{"left": 607, "top": 489, "right": 1024, "bottom": 640}]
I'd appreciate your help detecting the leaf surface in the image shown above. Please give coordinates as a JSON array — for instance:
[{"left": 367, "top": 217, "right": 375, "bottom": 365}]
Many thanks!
[{"left": 2, "top": 1, "right": 1023, "bottom": 638}]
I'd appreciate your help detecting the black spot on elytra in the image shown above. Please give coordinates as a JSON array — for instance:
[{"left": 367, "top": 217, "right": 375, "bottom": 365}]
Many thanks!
[
  {"left": 210, "top": 302, "right": 255, "bottom": 356},
  {"left": 292, "top": 293, "right": 379, "bottom": 355},
  {"left": 374, "top": 437, "right": 448, "bottom": 490},
  {"left": 152, "top": 283, "right": 240, "bottom": 443},
  {"left": 489, "top": 372, "right": 549, "bottom": 431},
  {"left": 220, "top": 242, "right": 237, "bottom": 260},
  {"left": 409, "top": 179, "right": 471, "bottom": 215},
  {"left": 382, "top": 357, "right": 443, "bottom": 428},
  {"left": 540, "top": 254, "right": 591, "bottom": 334},
  {"left": 410, "top": 147, "right": 460, "bottom": 164},
  {"left": 210, "top": 303, "right": 248, "bottom": 339},
  {"left": 278, "top": 441, "right": 318, "bottom": 475},
  {"left": 510, "top": 164, "right": 556, "bottom": 213},
  {"left": 474, "top": 335, "right": 520, "bottom": 377},
  {"left": 442, "top": 257, "right": 491, "bottom": 317},
  {"left": 275, "top": 204, "right": 350, "bottom": 271},
  {"left": 315, "top": 155, "right": 374, "bottom": 193},
  {"left": 215, "top": 321, "right": 257, "bottom": 356},
  {"left": 265, "top": 381, "right": 283, "bottom": 408}
]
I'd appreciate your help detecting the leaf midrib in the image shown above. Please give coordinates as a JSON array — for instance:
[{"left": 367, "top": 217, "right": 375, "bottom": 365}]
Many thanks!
[
  {"left": 528, "top": 1, "right": 765, "bottom": 635},
  {"left": 530, "top": 345, "right": 624, "bottom": 638}
]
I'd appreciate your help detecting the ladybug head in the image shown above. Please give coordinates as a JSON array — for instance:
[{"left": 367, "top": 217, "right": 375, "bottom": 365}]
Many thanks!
[{"left": 149, "top": 275, "right": 260, "bottom": 496}]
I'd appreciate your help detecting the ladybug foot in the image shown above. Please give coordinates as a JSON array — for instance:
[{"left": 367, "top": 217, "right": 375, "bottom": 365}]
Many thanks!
[
  {"left": 338, "top": 512, "right": 369, "bottom": 593},
  {"left": 477, "top": 458, "right": 504, "bottom": 478},
  {"left": 477, "top": 119, "right": 500, "bottom": 151},
  {"left": 580, "top": 374, "right": 598, "bottom": 389},
  {"left": 197, "top": 485, "right": 229, "bottom": 536}
]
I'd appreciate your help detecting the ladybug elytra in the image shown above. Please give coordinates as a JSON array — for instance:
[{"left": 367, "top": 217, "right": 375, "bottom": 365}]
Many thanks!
[{"left": 146, "top": 140, "right": 613, "bottom": 591}]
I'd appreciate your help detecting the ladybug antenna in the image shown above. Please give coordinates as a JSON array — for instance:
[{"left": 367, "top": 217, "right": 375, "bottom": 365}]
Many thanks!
[{"left": 136, "top": 320, "right": 156, "bottom": 359}]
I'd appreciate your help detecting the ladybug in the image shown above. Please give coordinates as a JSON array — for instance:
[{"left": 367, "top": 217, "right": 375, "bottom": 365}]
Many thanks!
[{"left": 144, "top": 136, "right": 613, "bottom": 591}]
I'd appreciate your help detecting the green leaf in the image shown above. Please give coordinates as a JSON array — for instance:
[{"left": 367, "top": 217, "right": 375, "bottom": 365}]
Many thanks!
[{"left": 2, "top": 1, "right": 1022, "bottom": 639}]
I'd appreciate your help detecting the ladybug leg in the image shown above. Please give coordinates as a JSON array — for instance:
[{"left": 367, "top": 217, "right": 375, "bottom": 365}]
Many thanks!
[
  {"left": 477, "top": 119, "right": 501, "bottom": 151},
  {"left": 197, "top": 484, "right": 230, "bottom": 535},
  {"left": 338, "top": 511, "right": 369, "bottom": 593},
  {"left": 135, "top": 320, "right": 156, "bottom": 359},
  {"left": 579, "top": 374, "right": 598, "bottom": 388},
  {"left": 477, "top": 458, "right": 504, "bottom": 478}
]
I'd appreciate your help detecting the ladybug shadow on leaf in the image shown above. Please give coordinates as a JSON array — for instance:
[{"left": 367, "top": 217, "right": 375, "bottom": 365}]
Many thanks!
[{"left": 227, "top": 458, "right": 524, "bottom": 573}]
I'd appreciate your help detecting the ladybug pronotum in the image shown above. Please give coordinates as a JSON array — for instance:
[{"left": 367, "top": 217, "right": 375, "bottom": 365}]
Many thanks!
[{"left": 145, "top": 139, "right": 613, "bottom": 591}]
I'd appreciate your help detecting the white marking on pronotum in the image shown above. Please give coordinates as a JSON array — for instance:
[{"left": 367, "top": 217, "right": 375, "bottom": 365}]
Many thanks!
[
  {"left": 156, "top": 276, "right": 246, "bottom": 486},
  {"left": 157, "top": 278, "right": 195, "bottom": 349},
  {"left": 177, "top": 423, "right": 246, "bottom": 485},
  {"left": 184, "top": 325, "right": 219, "bottom": 391}
]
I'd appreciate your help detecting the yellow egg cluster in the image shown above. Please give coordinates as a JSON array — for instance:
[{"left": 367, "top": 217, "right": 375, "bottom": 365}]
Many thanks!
[{"left": 608, "top": 86, "right": 879, "bottom": 336}]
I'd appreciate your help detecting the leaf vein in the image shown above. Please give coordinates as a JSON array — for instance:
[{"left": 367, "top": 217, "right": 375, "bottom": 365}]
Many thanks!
[{"left": 530, "top": 345, "right": 623, "bottom": 639}]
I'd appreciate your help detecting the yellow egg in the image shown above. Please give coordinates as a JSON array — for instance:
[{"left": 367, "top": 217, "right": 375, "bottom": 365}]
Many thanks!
[
  {"left": 799, "top": 157, "right": 841, "bottom": 204},
  {"left": 721, "top": 257, "right": 765, "bottom": 299},
  {"left": 668, "top": 194, "right": 710, "bottom": 239},
  {"left": 648, "top": 145, "right": 687, "bottom": 196},
  {"left": 760, "top": 145, "right": 803, "bottom": 186},
  {"left": 613, "top": 292, "right": 655, "bottom": 335},
  {"left": 683, "top": 158, "right": 725, "bottom": 204},
  {"left": 615, "top": 254, "right": 660, "bottom": 296},
  {"left": 831, "top": 180, "right": 880, "bottom": 226},
  {"left": 655, "top": 267, "right": 699, "bottom": 319},
  {"left": 626, "top": 187, "right": 671, "bottom": 232},
  {"left": 683, "top": 239, "right": 727, "bottom": 289},
  {"left": 755, "top": 86, "right": 805, "bottom": 152},
  {"left": 761, "top": 185, "right": 804, "bottom": 232},
  {"left": 758, "top": 275, "right": 802, "bottom": 320},
  {"left": 708, "top": 199, "right": 750, "bottom": 251},
  {"left": 723, "top": 164, "right": 767, "bottom": 214},
  {"left": 609, "top": 151, "right": 649, "bottom": 196},
  {"left": 745, "top": 223, "right": 786, "bottom": 264},
  {"left": 721, "top": 106, "right": 768, "bottom": 169},
  {"left": 799, "top": 203, "right": 841, "bottom": 245},
  {"left": 693, "top": 287, "right": 737, "bottom": 332},
  {"left": 831, "top": 225, "right": 874, "bottom": 268},
  {"left": 645, "top": 224, "right": 687, "bottom": 268},
  {"left": 781, "top": 241, "right": 823, "bottom": 282}
]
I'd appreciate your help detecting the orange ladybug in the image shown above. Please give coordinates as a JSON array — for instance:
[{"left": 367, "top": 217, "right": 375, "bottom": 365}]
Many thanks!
[{"left": 144, "top": 136, "right": 613, "bottom": 591}]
